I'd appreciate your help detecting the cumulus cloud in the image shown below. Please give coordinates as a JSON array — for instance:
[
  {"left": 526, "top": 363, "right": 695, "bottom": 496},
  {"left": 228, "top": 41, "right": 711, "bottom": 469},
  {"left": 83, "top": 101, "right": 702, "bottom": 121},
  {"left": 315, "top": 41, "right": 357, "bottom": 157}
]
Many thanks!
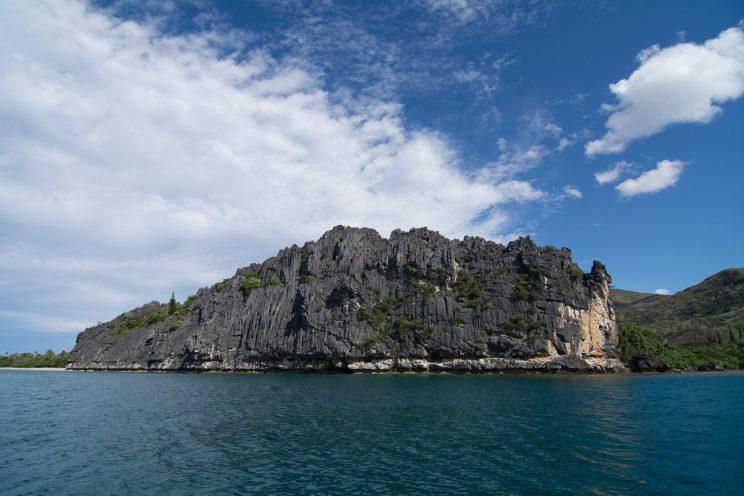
[
  {"left": 594, "top": 161, "right": 633, "bottom": 185},
  {"left": 616, "top": 160, "right": 685, "bottom": 197},
  {"left": 0, "top": 0, "right": 544, "bottom": 336},
  {"left": 654, "top": 288, "right": 672, "bottom": 295},
  {"left": 586, "top": 25, "right": 744, "bottom": 156}
]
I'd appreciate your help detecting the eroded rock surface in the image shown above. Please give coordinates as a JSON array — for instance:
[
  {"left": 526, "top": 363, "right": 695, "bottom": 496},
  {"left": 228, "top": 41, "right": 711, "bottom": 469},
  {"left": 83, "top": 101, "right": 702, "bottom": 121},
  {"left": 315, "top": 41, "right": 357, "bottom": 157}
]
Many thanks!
[
  {"left": 627, "top": 354, "right": 673, "bottom": 372},
  {"left": 68, "top": 227, "right": 624, "bottom": 372}
]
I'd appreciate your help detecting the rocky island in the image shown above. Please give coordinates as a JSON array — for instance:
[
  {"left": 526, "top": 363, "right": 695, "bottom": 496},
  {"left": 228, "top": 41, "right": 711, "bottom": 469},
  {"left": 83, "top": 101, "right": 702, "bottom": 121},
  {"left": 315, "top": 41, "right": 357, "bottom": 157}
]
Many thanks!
[{"left": 67, "top": 227, "right": 625, "bottom": 372}]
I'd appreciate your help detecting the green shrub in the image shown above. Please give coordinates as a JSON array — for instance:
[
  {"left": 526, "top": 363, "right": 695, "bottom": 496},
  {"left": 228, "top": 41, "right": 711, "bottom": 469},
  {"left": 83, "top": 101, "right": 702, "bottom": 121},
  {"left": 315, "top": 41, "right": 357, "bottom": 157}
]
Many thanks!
[
  {"left": 527, "top": 320, "right": 544, "bottom": 331},
  {"left": 241, "top": 274, "right": 261, "bottom": 300},
  {"left": 435, "top": 267, "right": 449, "bottom": 286},
  {"left": 512, "top": 274, "right": 538, "bottom": 301},
  {"left": 362, "top": 333, "right": 382, "bottom": 351},
  {"left": 569, "top": 264, "right": 584, "bottom": 282},
  {"left": 358, "top": 296, "right": 396, "bottom": 329},
  {"left": 120, "top": 315, "right": 145, "bottom": 331},
  {"left": 145, "top": 310, "right": 168, "bottom": 326},
  {"left": 357, "top": 307, "right": 369, "bottom": 321},
  {"left": 114, "top": 305, "right": 169, "bottom": 334},
  {"left": 455, "top": 270, "right": 483, "bottom": 301},
  {"left": 392, "top": 316, "right": 425, "bottom": 334},
  {"left": 421, "top": 281, "right": 436, "bottom": 298},
  {"left": 486, "top": 326, "right": 503, "bottom": 336},
  {"left": 265, "top": 275, "right": 284, "bottom": 287},
  {"left": 501, "top": 315, "right": 526, "bottom": 334},
  {"left": 618, "top": 324, "right": 666, "bottom": 358}
]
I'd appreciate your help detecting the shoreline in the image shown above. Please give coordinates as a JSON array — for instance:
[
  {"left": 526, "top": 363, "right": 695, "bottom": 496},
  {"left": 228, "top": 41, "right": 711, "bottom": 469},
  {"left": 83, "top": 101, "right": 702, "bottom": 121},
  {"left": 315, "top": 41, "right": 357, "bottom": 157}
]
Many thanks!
[
  {"left": 0, "top": 367, "right": 744, "bottom": 377},
  {"left": 2, "top": 367, "right": 741, "bottom": 375},
  {"left": 62, "top": 367, "right": 743, "bottom": 375},
  {"left": 0, "top": 367, "right": 67, "bottom": 371}
]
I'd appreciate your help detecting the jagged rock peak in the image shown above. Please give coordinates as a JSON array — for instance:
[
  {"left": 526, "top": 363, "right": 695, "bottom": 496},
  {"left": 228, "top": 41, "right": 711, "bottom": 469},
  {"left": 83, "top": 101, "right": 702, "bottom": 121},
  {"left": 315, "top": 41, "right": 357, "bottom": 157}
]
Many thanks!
[{"left": 68, "top": 226, "right": 623, "bottom": 373}]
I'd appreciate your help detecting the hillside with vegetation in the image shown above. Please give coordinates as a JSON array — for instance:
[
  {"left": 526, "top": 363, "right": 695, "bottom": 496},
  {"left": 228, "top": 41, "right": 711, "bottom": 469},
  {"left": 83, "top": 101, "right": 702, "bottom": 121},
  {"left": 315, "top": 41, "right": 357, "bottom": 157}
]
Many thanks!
[
  {"left": 612, "top": 268, "right": 744, "bottom": 370},
  {"left": 612, "top": 268, "right": 744, "bottom": 344}
]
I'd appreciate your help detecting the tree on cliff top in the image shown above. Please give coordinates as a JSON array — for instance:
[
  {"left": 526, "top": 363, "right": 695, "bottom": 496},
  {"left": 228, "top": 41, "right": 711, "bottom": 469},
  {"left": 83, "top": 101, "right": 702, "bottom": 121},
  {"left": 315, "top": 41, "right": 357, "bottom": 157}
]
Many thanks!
[{"left": 168, "top": 292, "right": 177, "bottom": 315}]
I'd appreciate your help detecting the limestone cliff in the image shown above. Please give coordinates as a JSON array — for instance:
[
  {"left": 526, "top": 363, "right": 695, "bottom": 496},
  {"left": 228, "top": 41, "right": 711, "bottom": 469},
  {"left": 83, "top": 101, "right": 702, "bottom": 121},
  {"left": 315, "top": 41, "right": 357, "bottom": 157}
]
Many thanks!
[{"left": 67, "top": 227, "right": 624, "bottom": 372}]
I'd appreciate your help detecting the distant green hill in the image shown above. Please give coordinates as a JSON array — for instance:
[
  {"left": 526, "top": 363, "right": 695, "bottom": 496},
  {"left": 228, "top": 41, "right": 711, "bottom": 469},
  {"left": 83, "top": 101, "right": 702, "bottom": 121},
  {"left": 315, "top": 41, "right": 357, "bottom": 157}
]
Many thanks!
[
  {"left": 610, "top": 288, "right": 666, "bottom": 311},
  {"left": 611, "top": 268, "right": 744, "bottom": 345}
]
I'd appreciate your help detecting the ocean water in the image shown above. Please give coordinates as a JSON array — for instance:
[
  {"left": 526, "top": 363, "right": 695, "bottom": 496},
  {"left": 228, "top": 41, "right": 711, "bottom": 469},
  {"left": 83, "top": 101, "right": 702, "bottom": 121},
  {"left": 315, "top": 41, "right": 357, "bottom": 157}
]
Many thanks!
[{"left": 1, "top": 371, "right": 742, "bottom": 495}]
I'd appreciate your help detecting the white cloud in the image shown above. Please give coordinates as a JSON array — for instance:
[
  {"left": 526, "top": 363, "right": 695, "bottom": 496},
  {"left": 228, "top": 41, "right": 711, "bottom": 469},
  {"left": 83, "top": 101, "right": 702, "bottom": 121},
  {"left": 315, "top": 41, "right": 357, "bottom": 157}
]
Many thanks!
[
  {"left": 544, "top": 122, "right": 562, "bottom": 136},
  {"left": 425, "top": 0, "right": 479, "bottom": 23},
  {"left": 453, "top": 67, "right": 499, "bottom": 96},
  {"left": 0, "top": 310, "right": 92, "bottom": 335},
  {"left": 556, "top": 137, "right": 573, "bottom": 152},
  {"left": 594, "top": 161, "right": 633, "bottom": 185},
  {"left": 555, "top": 128, "right": 590, "bottom": 152},
  {"left": 562, "top": 186, "right": 583, "bottom": 199},
  {"left": 616, "top": 160, "right": 685, "bottom": 197},
  {"left": 270, "top": 2, "right": 519, "bottom": 102},
  {"left": 480, "top": 145, "right": 549, "bottom": 181},
  {"left": 654, "top": 288, "right": 672, "bottom": 295},
  {"left": 635, "top": 44, "right": 661, "bottom": 63},
  {"left": 0, "top": 0, "right": 545, "bottom": 335},
  {"left": 424, "top": 0, "right": 540, "bottom": 28},
  {"left": 586, "top": 25, "right": 744, "bottom": 156}
]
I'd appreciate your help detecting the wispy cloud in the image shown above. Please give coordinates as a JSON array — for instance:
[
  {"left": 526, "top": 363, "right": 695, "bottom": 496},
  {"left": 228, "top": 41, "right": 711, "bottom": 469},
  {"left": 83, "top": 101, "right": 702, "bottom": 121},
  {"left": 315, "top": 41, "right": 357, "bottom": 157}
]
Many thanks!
[
  {"left": 586, "top": 25, "right": 744, "bottom": 156},
  {"left": 423, "top": 0, "right": 544, "bottom": 31},
  {"left": 480, "top": 144, "right": 550, "bottom": 181},
  {"left": 0, "top": 0, "right": 546, "bottom": 335},
  {"left": 594, "top": 161, "right": 634, "bottom": 185},
  {"left": 654, "top": 288, "right": 672, "bottom": 295},
  {"left": 562, "top": 186, "right": 583, "bottom": 199},
  {"left": 252, "top": 2, "right": 534, "bottom": 101}
]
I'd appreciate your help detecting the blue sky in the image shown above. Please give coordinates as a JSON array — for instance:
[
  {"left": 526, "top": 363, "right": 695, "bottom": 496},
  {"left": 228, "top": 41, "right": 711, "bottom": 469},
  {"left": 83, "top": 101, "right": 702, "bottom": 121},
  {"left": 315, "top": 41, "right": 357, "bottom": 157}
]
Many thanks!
[{"left": 1, "top": 0, "right": 743, "bottom": 353}]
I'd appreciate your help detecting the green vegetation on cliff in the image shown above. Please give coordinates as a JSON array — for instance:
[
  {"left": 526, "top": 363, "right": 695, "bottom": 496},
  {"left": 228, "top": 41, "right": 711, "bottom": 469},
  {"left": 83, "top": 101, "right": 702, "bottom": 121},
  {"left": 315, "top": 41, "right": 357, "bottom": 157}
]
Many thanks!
[
  {"left": 618, "top": 323, "right": 744, "bottom": 370},
  {"left": 0, "top": 350, "right": 70, "bottom": 368},
  {"left": 613, "top": 268, "right": 744, "bottom": 370}
]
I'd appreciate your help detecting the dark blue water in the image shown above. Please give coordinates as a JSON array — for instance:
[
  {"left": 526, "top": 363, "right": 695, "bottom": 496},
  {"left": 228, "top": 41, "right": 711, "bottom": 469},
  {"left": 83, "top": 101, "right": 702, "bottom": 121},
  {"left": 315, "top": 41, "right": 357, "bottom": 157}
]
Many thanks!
[{"left": 1, "top": 371, "right": 742, "bottom": 495}]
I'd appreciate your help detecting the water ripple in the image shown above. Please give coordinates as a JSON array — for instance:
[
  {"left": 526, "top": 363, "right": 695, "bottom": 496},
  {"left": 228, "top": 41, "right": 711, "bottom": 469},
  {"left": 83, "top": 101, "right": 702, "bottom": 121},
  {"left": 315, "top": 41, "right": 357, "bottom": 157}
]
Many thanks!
[{"left": 1, "top": 371, "right": 743, "bottom": 495}]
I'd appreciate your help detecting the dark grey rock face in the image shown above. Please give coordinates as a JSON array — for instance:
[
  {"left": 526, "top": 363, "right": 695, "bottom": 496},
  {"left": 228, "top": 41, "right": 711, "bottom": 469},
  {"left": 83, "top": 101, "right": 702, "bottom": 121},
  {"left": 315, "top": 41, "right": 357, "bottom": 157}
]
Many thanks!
[
  {"left": 68, "top": 227, "right": 624, "bottom": 372},
  {"left": 627, "top": 354, "right": 673, "bottom": 372}
]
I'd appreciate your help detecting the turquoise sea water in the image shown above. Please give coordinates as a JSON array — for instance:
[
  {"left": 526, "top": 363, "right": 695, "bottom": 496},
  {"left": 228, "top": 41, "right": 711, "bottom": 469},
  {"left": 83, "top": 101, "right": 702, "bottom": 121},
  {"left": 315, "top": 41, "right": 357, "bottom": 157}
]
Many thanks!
[{"left": 1, "top": 371, "right": 742, "bottom": 495}]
